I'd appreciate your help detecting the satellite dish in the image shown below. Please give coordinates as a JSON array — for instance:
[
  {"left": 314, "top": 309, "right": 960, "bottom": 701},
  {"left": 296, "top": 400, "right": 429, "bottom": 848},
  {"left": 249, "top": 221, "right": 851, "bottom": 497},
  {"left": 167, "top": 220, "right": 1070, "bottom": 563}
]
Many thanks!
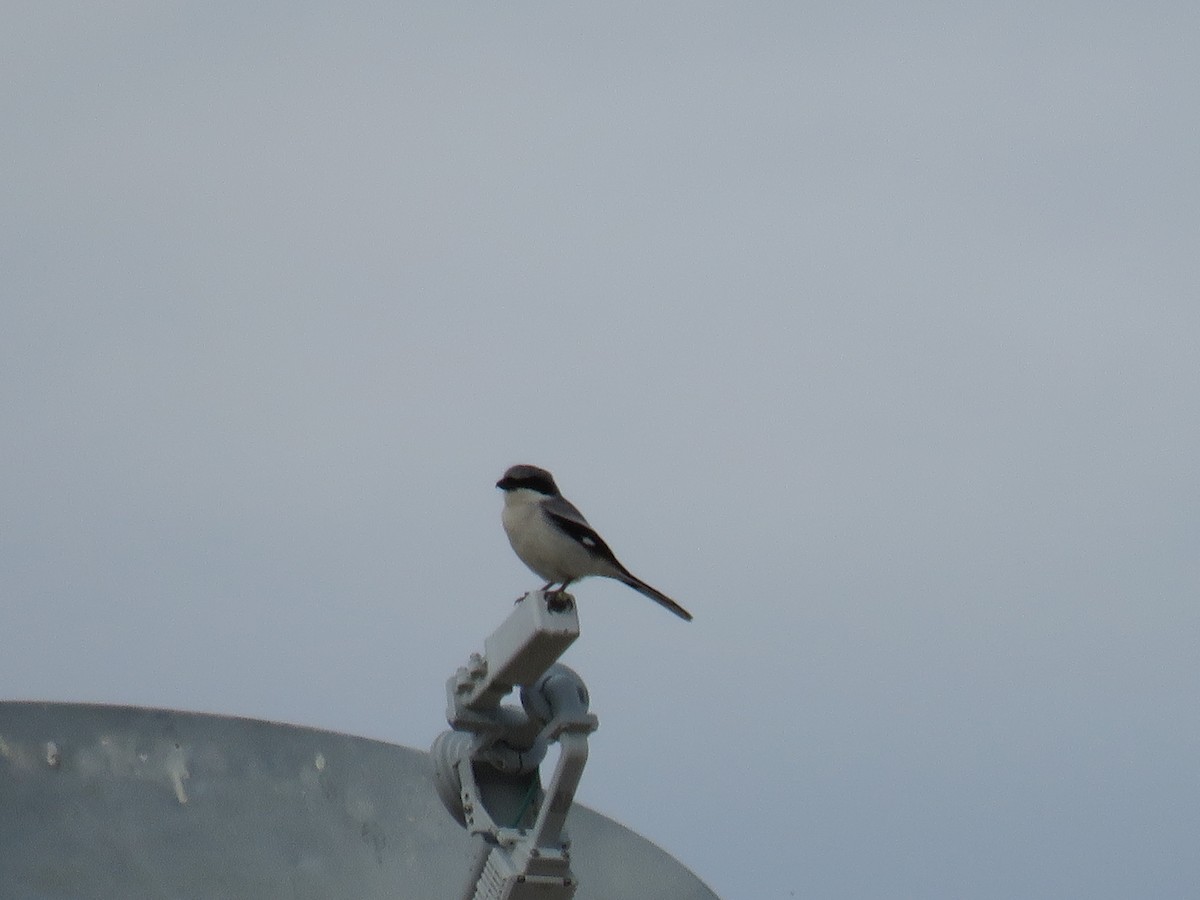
[{"left": 0, "top": 701, "right": 719, "bottom": 899}]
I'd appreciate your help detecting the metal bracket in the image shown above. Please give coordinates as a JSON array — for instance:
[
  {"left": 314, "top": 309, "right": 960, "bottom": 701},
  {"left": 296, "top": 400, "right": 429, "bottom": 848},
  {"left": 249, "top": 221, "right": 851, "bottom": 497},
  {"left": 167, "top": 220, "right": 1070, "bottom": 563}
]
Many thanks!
[{"left": 431, "top": 592, "right": 599, "bottom": 900}]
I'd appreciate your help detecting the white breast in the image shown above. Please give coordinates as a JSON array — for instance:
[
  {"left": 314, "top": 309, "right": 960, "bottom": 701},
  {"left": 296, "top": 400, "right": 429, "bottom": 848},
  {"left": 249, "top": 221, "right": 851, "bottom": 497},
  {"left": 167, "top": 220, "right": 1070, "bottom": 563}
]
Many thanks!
[{"left": 501, "top": 489, "right": 606, "bottom": 584}]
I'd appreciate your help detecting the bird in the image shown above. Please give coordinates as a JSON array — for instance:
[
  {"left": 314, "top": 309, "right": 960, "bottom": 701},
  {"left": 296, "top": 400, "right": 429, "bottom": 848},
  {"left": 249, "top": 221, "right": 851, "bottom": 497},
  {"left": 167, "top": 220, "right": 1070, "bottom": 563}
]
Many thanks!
[{"left": 496, "top": 464, "right": 693, "bottom": 622}]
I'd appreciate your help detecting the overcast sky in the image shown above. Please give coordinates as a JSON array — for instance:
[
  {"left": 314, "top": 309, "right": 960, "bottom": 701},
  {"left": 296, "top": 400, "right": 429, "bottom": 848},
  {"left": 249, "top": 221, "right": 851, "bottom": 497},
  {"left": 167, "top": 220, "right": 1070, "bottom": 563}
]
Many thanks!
[{"left": 3, "top": 4, "right": 1198, "bottom": 898}]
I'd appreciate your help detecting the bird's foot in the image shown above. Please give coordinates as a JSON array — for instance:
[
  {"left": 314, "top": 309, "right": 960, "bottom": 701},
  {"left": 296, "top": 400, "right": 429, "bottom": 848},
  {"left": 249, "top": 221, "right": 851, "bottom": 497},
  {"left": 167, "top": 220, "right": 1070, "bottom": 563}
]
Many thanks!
[{"left": 544, "top": 590, "right": 575, "bottom": 613}]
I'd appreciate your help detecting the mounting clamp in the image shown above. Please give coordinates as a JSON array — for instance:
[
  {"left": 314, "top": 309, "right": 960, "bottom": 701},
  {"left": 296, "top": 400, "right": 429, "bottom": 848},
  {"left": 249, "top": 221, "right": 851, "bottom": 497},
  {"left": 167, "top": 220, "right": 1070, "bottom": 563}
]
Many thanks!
[{"left": 431, "top": 591, "right": 599, "bottom": 899}]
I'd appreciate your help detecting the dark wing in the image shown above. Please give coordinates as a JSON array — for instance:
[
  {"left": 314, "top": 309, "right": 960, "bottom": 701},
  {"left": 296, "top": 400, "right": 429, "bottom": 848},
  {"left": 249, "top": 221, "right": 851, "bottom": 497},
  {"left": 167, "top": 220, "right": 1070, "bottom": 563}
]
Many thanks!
[
  {"left": 544, "top": 494, "right": 693, "bottom": 621},
  {"left": 541, "top": 495, "right": 632, "bottom": 575}
]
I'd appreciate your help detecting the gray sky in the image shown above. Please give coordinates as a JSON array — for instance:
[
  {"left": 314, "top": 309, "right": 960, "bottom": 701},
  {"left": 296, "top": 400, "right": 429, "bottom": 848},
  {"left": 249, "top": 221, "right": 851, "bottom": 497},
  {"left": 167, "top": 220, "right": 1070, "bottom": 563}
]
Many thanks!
[{"left": 3, "top": 4, "right": 1198, "bottom": 898}]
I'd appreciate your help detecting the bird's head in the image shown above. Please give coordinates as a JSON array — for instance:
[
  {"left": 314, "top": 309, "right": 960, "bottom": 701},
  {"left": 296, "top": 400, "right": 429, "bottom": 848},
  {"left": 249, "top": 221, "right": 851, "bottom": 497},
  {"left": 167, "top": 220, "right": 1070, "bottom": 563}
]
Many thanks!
[{"left": 496, "top": 464, "right": 560, "bottom": 496}]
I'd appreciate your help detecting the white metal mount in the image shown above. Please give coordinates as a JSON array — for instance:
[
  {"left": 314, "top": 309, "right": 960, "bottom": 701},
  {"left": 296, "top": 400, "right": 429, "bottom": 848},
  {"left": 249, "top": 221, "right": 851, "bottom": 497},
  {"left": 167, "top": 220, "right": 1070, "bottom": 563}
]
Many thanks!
[{"left": 431, "top": 591, "right": 599, "bottom": 900}]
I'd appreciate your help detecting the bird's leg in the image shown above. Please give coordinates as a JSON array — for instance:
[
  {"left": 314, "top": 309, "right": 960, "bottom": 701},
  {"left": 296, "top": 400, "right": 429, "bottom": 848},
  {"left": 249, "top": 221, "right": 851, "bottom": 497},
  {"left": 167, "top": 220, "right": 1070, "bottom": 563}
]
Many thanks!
[{"left": 520, "top": 581, "right": 561, "bottom": 604}]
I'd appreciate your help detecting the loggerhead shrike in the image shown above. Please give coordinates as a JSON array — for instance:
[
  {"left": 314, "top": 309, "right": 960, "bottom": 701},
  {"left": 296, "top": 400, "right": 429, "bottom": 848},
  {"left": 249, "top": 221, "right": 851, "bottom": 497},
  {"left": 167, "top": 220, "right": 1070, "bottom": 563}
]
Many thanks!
[{"left": 496, "top": 464, "right": 693, "bottom": 622}]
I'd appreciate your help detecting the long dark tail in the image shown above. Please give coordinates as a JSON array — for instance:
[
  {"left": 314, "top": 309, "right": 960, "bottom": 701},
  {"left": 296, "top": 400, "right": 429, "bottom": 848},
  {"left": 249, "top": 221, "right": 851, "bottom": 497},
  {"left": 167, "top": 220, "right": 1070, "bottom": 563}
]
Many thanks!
[{"left": 619, "top": 575, "right": 693, "bottom": 621}]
